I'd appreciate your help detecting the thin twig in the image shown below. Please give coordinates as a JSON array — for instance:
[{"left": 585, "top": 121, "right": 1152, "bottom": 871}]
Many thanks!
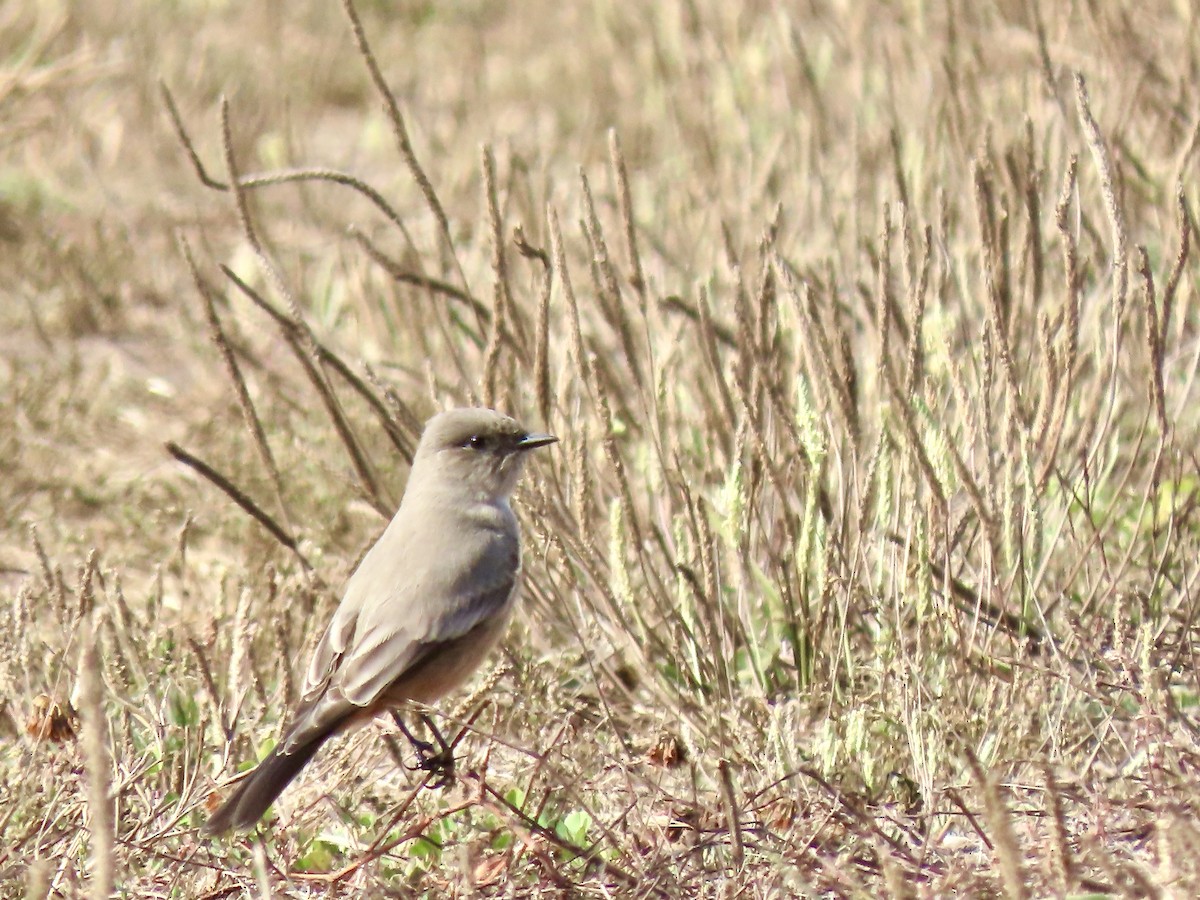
[
  {"left": 339, "top": 0, "right": 475, "bottom": 316},
  {"left": 219, "top": 264, "right": 416, "bottom": 466},
  {"left": 179, "top": 236, "right": 294, "bottom": 535},
  {"left": 164, "top": 442, "right": 311, "bottom": 569},
  {"left": 608, "top": 129, "right": 646, "bottom": 306},
  {"left": 349, "top": 226, "right": 489, "bottom": 336},
  {"left": 515, "top": 224, "right": 555, "bottom": 427}
]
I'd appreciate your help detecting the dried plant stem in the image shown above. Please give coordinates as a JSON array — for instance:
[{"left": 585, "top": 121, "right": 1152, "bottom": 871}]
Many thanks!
[
  {"left": 482, "top": 146, "right": 512, "bottom": 407},
  {"left": 1073, "top": 73, "right": 1128, "bottom": 476},
  {"left": 1073, "top": 73, "right": 1128, "bottom": 319},
  {"left": 219, "top": 99, "right": 390, "bottom": 513},
  {"left": 658, "top": 293, "right": 737, "bottom": 347},
  {"left": 966, "top": 752, "right": 1028, "bottom": 900},
  {"left": 339, "top": 0, "right": 474, "bottom": 315},
  {"left": 1039, "top": 156, "right": 1081, "bottom": 488},
  {"left": 974, "top": 160, "right": 1028, "bottom": 428},
  {"left": 161, "top": 82, "right": 419, "bottom": 246},
  {"left": 219, "top": 264, "right": 417, "bottom": 465},
  {"left": 580, "top": 170, "right": 644, "bottom": 391},
  {"left": 164, "top": 441, "right": 312, "bottom": 569},
  {"left": 78, "top": 612, "right": 115, "bottom": 900},
  {"left": 1137, "top": 246, "right": 1168, "bottom": 434},
  {"left": 1161, "top": 186, "right": 1192, "bottom": 343},
  {"left": 179, "top": 236, "right": 294, "bottom": 535},
  {"left": 1043, "top": 763, "right": 1076, "bottom": 892},
  {"left": 514, "top": 224, "right": 554, "bottom": 427},
  {"left": 608, "top": 129, "right": 646, "bottom": 305},
  {"left": 547, "top": 205, "right": 590, "bottom": 398},
  {"left": 349, "top": 227, "right": 489, "bottom": 341},
  {"left": 253, "top": 842, "right": 271, "bottom": 899},
  {"left": 717, "top": 758, "right": 745, "bottom": 869}
]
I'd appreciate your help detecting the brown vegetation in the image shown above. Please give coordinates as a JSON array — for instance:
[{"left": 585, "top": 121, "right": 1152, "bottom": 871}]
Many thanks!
[{"left": 3, "top": 0, "right": 1200, "bottom": 895}]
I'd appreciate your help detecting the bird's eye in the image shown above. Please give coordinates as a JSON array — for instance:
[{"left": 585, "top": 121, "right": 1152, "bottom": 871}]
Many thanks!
[{"left": 464, "top": 434, "right": 490, "bottom": 450}]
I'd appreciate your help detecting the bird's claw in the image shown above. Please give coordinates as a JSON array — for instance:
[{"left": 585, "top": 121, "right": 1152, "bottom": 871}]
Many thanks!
[
  {"left": 393, "top": 710, "right": 456, "bottom": 789},
  {"left": 409, "top": 744, "right": 456, "bottom": 789}
]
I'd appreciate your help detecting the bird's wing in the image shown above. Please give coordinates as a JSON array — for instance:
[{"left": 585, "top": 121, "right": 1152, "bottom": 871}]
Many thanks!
[
  {"left": 301, "top": 593, "right": 361, "bottom": 702},
  {"left": 334, "top": 566, "right": 516, "bottom": 707},
  {"left": 280, "top": 531, "right": 517, "bottom": 754}
]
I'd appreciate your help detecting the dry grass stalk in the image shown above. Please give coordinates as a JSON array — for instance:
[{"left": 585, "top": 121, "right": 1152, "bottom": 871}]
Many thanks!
[
  {"left": 1042, "top": 763, "right": 1075, "bottom": 893},
  {"left": 1073, "top": 73, "right": 1129, "bottom": 319},
  {"left": 1160, "top": 187, "right": 1192, "bottom": 346},
  {"left": 160, "top": 82, "right": 422, "bottom": 253},
  {"left": 164, "top": 441, "right": 310, "bottom": 568},
  {"left": 9, "top": 1, "right": 1200, "bottom": 895},
  {"left": 1038, "top": 155, "right": 1081, "bottom": 488},
  {"left": 221, "top": 99, "right": 391, "bottom": 515},
  {"left": 1137, "top": 246, "right": 1168, "bottom": 435},
  {"left": 579, "top": 170, "right": 645, "bottom": 393},
  {"left": 695, "top": 285, "right": 740, "bottom": 429},
  {"left": 966, "top": 752, "right": 1028, "bottom": 900},
  {"left": 481, "top": 145, "right": 511, "bottom": 408},
  {"left": 338, "top": 0, "right": 470, "bottom": 298},
  {"left": 607, "top": 129, "right": 646, "bottom": 306},
  {"left": 349, "top": 227, "right": 488, "bottom": 336},
  {"left": 716, "top": 758, "right": 744, "bottom": 869},
  {"left": 514, "top": 224, "right": 554, "bottom": 428},
  {"left": 78, "top": 610, "right": 115, "bottom": 899},
  {"left": 220, "top": 262, "right": 420, "bottom": 462},
  {"left": 547, "top": 205, "right": 589, "bottom": 395},
  {"left": 180, "top": 236, "right": 294, "bottom": 534},
  {"left": 252, "top": 842, "right": 272, "bottom": 899},
  {"left": 775, "top": 259, "right": 856, "bottom": 443},
  {"left": 974, "top": 160, "right": 1027, "bottom": 429}
]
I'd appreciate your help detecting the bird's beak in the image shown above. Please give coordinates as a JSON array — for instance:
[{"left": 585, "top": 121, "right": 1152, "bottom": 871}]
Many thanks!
[{"left": 517, "top": 432, "right": 558, "bottom": 450}]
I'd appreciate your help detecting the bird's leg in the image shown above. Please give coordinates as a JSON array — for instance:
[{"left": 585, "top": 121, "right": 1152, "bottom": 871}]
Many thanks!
[
  {"left": 415, "top": 712, "right": 456, "bottom": 789},
  {"left": 390, "top": 711, "right": 455, "bottom": 789},
  {"left": 390, "top": 710, "right": 434, "bottom": 756}
]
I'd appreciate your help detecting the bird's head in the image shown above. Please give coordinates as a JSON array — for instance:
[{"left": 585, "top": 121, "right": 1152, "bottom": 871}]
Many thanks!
[{"left": 410, "top": 407, "right": 557, "bottom": 501}]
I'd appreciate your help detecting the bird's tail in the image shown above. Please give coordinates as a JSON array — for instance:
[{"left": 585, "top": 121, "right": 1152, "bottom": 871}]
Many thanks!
[{"left": 201, "top": 727, "right": 332, "bottom": 835}]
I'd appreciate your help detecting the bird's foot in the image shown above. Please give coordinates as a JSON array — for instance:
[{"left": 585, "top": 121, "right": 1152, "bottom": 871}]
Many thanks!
[
  {"left": 392, "top": 711, "right": 456, "bottom": 789},
  {"left": 410, "top": 742, "right": 456, "bottom": 789}
]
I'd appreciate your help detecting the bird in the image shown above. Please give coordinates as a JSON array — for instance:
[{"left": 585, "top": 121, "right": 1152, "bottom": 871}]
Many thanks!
[{"left": 202, "top": 407, "right": 557, "bottom": 834}]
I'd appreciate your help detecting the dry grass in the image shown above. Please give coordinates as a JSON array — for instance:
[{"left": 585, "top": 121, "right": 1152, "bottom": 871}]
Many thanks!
[{"left": 4, "top": 0, "right": 1200, "bottom": 896}]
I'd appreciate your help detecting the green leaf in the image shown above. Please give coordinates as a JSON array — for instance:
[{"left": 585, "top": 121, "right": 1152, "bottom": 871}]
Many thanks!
[{"left": 555, "top": 809, "right": 592, "bottom": 847}]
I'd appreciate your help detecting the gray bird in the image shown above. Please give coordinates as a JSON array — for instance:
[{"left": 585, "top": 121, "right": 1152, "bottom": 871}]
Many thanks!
[{"left": 203, "top": 407, "right": 557, "bottom": 834}]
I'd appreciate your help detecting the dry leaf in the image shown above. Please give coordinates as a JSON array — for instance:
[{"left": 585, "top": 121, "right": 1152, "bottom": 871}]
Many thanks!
[{"left": 25, "top": 694, "right": 78, "bottom": 743}]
